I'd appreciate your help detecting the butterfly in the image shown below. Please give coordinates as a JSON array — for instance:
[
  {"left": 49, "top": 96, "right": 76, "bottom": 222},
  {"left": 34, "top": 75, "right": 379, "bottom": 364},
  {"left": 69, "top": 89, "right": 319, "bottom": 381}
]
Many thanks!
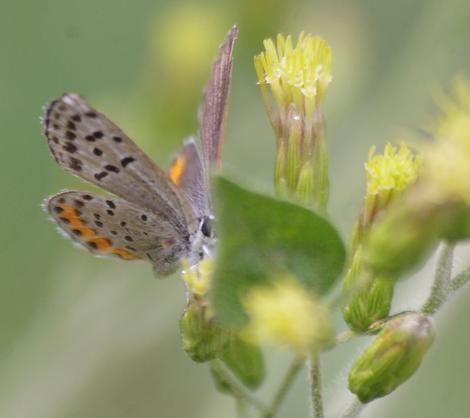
[{"left": 42, "top": 26, "right": 238, "bottom": 276}]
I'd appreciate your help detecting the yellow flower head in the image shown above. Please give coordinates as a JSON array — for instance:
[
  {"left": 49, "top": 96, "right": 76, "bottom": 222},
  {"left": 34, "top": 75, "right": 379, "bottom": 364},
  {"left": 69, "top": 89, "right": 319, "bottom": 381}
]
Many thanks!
[
  {"left": 181, "top": 257, "right": 214, "bottom": 297},
  {"left": 430, "top": 78, "right": 470, "bottom": 142},
  {"left": 366, "top": 142, "right": 422, "bottom": 198},
  {"left": 242, "top": 277, "right": 332, "bottom": 354},
  {"left": 422, "top": 79, "right": 470, "bottom": 205},
  {"left": 255, "top": 33, "right": 332, "bottom": 118}
]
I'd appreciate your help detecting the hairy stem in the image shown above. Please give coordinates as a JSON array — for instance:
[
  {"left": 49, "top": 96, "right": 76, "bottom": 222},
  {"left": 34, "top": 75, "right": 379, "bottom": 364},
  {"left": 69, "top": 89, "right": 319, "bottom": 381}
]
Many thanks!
[
  {"left": 261, "top": 357, "right": 303, "bottom": 418},
  {"left": 450, "top": 265, "right": 470, "bottom": 293},
  {"left": 422, "top": 243, "right": 455, "bottom": 315},
  {"left": 211, "top": 360, "right": 267, "bottom": 414},
  {"left": 341, "top": 398, "right": 364, "bottom": 418},
  {"left": 308, "top": 354, "right": 324, "bottom": 418}
]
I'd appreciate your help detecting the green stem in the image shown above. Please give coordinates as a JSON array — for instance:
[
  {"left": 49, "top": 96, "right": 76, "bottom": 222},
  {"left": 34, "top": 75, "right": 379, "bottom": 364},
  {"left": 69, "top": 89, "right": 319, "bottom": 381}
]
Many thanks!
[
  {"left": 422, "top": 243, "right": 455, "bottom": 314},
  {"left": 450, "top": 265, "right": 470, "bottom": 293},
  {"left": 261, "top": 357, "right": 303, "bottom": 418},
  {"left": 211, "top": 360, "right": 268, "bottom": 414},
  {"left": 308, "top": 354, "right": 324, "bottom": 418},
  {"left": 341, "top": 398, "right": 364, "bottom": 418},
  {"left": 236, "top": 398, "right": 247, "bottom": 418}
]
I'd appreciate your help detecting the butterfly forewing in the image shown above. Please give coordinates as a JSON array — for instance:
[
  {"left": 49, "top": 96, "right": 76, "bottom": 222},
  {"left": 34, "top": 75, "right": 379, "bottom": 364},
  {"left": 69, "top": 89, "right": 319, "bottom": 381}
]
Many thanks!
[
  {"left": 200, "top": 25, "right": 238, "bottom": 170},
  {"left": 43, "top": 93, "right": 191, "bottom": 230},
  {"left": 46, "top": 190, "right": 189, "bottom": 274}
]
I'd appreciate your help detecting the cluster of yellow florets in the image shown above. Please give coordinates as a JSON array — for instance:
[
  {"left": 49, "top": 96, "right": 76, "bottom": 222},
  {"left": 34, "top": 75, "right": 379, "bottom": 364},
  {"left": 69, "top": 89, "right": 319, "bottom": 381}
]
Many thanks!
[
  {"left": 243, "top": 277, "right": 332, "bottom": 354},
  {"left": 422, "top": 80, "right": 470, "bottom": 205},
  {"left": 254, "top": 33, "right": 332, "bottom": 117},
  {"left": 365, "top": 142, "right": 422, "bottom": 198}
]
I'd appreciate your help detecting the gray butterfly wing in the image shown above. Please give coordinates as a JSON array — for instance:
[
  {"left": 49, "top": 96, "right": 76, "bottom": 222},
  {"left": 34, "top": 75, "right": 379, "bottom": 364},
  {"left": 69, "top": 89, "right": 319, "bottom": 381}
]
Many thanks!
[
  {"left": 169, "top": 138, "right": 211, "bottom": 219},
  {"left": 200, "top": 25, "right": 238, "bottom": 171},
  {"left": 43, "top": 93, "right": 193, "bottom": 232},
  {"left": 46, "top": 190, "right": 190, "bottom": 275}
]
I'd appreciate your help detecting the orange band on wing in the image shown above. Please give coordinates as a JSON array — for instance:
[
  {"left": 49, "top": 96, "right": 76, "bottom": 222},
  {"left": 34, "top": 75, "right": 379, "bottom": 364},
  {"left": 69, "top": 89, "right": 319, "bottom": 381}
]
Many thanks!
[
  {"left": 56, "top": 204, "right": 139, "bottom": 260},
  {"left": 112, "top": 248, "right": 139, "bottom": 260},
  {"left": 169, "top": 154, "right": 187, "bottom": 185},
  {"left": 88, "top": 237, "right": 112, "bottom": 251}
]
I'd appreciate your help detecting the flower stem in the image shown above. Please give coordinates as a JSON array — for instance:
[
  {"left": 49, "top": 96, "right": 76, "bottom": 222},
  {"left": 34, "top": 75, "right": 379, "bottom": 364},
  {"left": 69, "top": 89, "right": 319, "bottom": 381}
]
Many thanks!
[
  {"left": 308, "top": 354, "right": 324, "bottom": 418},
  {"left": 341, "top": 398, "right": 364, "bottom": 418},
  {"left": 450, "top": 265, "right": 470, "bottom": 293},
  {"left": 211, "top": 360, "right": 268, "bottom": 414},
  {"left": 422, "top": 243, "right": 455, "bottom": 314},
  {"left": 261, "top": 357, "right": 303, "bottom": 418}
]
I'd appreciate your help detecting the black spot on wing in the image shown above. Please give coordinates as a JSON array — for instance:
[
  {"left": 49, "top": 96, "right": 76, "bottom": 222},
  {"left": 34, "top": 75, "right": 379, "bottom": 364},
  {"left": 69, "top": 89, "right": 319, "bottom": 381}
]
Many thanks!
[
  {"left": 104, "top": 164, "right": 119, "bottom": 173},
  {"left": 94, "top": 171, "right": 108, "bottom": 181},
  {"left": 63, "top": 142, "right": 77, "bottom": 153},
  {"left": 69, "top": 157, "right": 83, "bottom": 171},
  {"left": 121, "top": 157, "right": 135, "bottom": 167},
  {"left": 73, "top": 199, "right": 84, "bottom": 208}
]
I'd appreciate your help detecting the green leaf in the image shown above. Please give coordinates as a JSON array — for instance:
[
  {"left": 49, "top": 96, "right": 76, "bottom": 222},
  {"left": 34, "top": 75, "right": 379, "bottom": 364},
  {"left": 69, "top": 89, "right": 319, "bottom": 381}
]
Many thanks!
[
  {"left": 211, "top": 176, "right": 345, "bottom": 326},
  {"left": 222, "top": 334, "right": 265, "bottom": 389}
]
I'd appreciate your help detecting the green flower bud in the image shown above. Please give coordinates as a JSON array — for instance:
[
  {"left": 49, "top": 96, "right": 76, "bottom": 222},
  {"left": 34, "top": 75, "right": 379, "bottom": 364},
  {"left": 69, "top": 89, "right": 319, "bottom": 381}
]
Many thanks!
[
  {"left": 222, "top": 334, "right": 265, "bottom": 389},
  {"left": 180, "top": 301, "right": 230, "bottom": 363},
  {"left": 348, "top": 312, "right": 435, "bottom": 403},
  {"left": 343, "top": 248, "right": 394, "bottom": 332},
  {"left": 364, "top": 189, "right": 454, "bottom": 278}
]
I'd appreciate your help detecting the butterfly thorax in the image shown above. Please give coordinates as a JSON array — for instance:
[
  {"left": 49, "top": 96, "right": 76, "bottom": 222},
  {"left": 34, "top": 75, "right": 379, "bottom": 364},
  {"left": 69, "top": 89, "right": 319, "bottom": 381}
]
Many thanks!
[{"left": 187, "top": 215, "right": 216, "bottom": 265}]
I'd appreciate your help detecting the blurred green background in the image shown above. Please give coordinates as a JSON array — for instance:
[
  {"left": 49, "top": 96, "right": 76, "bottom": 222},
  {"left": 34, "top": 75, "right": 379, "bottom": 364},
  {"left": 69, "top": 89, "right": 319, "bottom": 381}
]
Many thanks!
[{"left": 1, "top": 0, "right": 470, "bottom": 417}]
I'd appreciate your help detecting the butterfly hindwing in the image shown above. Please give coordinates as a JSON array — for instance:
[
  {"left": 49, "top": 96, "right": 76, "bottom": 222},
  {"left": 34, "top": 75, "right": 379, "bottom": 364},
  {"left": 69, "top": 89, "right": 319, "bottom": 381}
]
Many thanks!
[
  {"left": 43, "top": 93, "right": 191, "bottom": 230},
  {"left": 46, "top": 190, "right": 189, "bottom": 275},
  {"left": 169, "top": 138, "right": 210, "bottom": 219}
]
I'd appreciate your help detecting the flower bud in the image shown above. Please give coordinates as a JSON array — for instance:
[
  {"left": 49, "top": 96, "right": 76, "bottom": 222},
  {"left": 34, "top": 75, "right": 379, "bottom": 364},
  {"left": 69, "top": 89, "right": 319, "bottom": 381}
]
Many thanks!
[
  {"left": 348, "top": 312, "right": 435, "bottom": 403},
  {"left": 343, "top": 143, "right": 420, "bottom": 329},
  {"left": 180, "top": 300, "right": 230, "bottom": 363},
  {"left": 180, "top": 258, "right": 230, "bottom": 362},
  {"left": 354, "top": 142, "right": 422, "bottom": 251},
  {"left": 342, "top": 248, "right": 394, "bottom": 332},
  {"left": 364, "top": 187, "right": 457, "bottom": 278}
]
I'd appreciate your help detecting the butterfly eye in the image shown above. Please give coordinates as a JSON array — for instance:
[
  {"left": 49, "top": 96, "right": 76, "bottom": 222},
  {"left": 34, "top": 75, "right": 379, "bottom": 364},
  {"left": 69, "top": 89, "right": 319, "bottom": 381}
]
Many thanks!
[{"left": 200, "top": 216, "right": 214, "bottom": 238}]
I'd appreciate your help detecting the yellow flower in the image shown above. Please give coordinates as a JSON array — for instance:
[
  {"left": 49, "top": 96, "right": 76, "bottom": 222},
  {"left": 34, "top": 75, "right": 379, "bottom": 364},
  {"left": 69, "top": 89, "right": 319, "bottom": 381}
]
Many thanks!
[
  {"left": 422, "top": 79, "right": 470, "bottom": 205},
  {"left": 243, "top": 277, "right": 332, "bottom": 354},
  {"left": 366, "top": 142, "right": 422, "bottom": 198},
  {"left": 430, "top": 78, "right": 470, "bottom": 142},
  {"left": 181, "top": 257, "right": 213, "bottom": 297},
  {"left": 255, "top": 33, "right": 332, "bottom": 210},
  {"left": 255, "top": 33, "right": 332, "bottom": 119}
]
